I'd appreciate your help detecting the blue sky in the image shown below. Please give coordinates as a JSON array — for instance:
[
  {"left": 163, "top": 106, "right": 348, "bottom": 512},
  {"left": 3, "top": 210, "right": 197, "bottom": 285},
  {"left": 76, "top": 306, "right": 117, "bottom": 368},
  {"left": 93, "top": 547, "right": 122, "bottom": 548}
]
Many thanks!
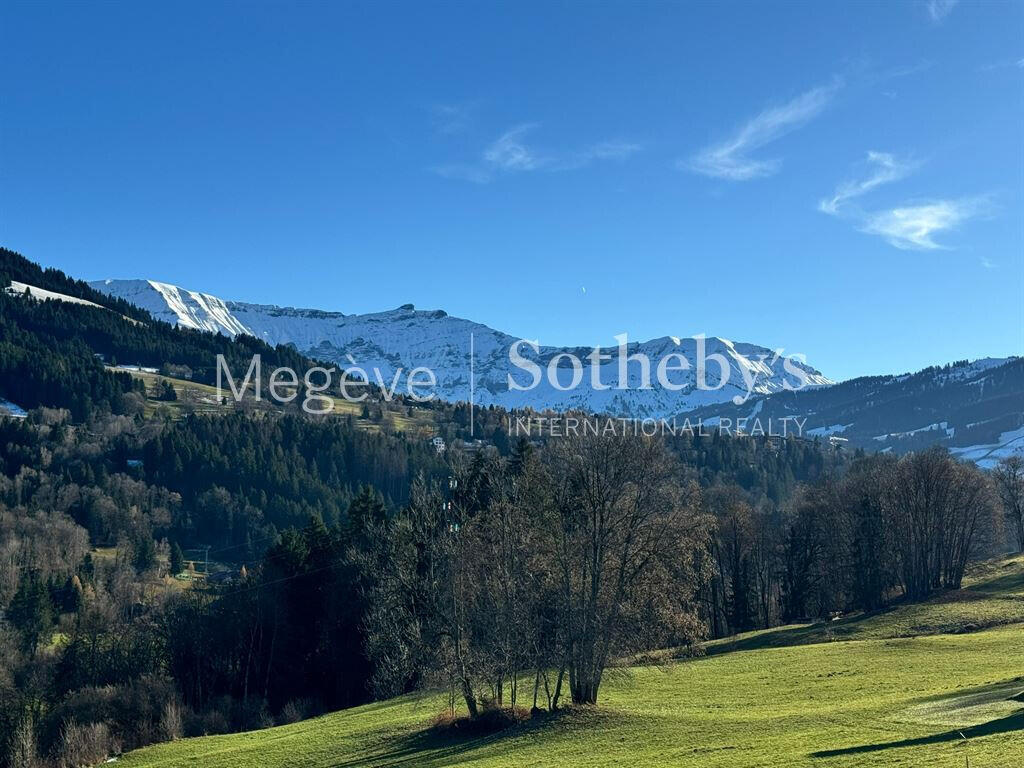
[{"left": 2, "top": 0, "right": 1021, "bottom": 381}]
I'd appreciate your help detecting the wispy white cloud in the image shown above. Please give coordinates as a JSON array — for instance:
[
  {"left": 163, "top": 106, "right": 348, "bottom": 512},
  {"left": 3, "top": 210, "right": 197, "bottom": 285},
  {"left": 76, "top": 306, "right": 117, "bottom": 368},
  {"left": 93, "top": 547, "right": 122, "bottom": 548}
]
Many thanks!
[
  {"left": 549, "top": 140, "right": 643, "bottom": 172},
  {"left": 684, "top": 81, "right": 840, "bottom": 181},
  {"left": 482, "top": 124, "right": 547, "bottom": 171},
  {"left": 820, "top": 153, "right": 993, "bottom": 251},
  {"left": 431, "top": 103, "right": 475, "bottom": 136},
  {"left": 977, "top": 57, "right": 1024, "bottom": 73},
  {"left": 878, "top": 60, "right": 934, "bottom": 80},
  {"left": 819, "top": 151, "right": 915, "bottom": 214},
  {"left": 434, "top": 124, "right": 641, "bottom": 183},
  {"left": 576, "top": 140, "right": 642, "bottom": 163},
  {"left": 432, "top": 163, "right": 493, "bottom": 184},
  {"left": 861, "top": 197, "right": 991, "bottom": 250},
  {"left": 926, "top": 0, "right": 958, "bottom": 23},
  {"left": 857, "top": 59, "right": 934, "bottom": 101}
]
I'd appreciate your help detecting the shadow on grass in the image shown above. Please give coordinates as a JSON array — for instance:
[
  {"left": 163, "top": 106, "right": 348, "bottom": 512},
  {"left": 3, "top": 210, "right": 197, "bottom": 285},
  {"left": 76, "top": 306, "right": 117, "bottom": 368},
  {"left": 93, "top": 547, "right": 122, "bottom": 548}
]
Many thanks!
[
  {"left": 699, "top": 608, "right": 894, "bottom": 657},
  {"left": 702, "top": 589, "right": 1024, "bottom": 658},
  {"left": 909, "top": 677, "right": 1024, "bottom": 712},
  {"left": 326, "top": 707, "right": 610, "bottom": 768},
  {"left": 324, "top": 726, "right": 505, "bottom": 768},
  {"left": 967, "top": 567, "right": 1024, "bottom": 595},
  {"left": 810, "top": 711, "right": 1024, "bottom": 758}
]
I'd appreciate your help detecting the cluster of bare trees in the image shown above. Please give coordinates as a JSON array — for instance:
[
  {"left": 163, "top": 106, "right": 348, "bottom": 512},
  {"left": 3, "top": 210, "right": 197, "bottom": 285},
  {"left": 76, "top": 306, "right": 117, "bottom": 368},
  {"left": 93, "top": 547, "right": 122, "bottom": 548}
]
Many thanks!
[
  {"left": 360, "top": 433, "right": 712, "bottom": 715},
  {"left": 887, "top": 449, "right": 997, "bottom": 598},
  {"left": 703, "top": 448, "right": 1003, "bottom": 635},
  {"left": 361, "top": 438, "right": 1010, "bottom": 718}
]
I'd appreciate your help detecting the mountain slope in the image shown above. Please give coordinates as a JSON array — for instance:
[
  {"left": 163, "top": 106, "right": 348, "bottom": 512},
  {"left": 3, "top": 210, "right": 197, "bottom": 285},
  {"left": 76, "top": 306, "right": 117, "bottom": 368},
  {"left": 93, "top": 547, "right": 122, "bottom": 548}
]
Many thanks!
[
  {"left": 6, "top": 279, "right": 109, "bottom": 309},
  {"left": 682, "top": 357, "right": 1024, "bottom": 466},
  {"left": 89, "top": 278, "right": 251, "bottom": 335},
  {"left": 0, "top": 249, "right": 332, "bottom": 420},
  {"left": 91, "top": 278, "right": 832, "bottom": 418}
]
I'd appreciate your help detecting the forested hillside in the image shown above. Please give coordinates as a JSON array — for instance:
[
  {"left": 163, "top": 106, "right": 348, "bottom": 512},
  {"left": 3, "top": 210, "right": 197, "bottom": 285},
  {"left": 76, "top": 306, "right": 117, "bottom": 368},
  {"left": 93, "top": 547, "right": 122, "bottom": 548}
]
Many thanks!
[
  {"left": 682, "top": 356, "right": 1024, "bottom": 460},
  {"left": 1, "top": 249, "right": 321, "bottom": 418},
  {"left": 0, "top": 248, "right": 152, "bottom": 323}
]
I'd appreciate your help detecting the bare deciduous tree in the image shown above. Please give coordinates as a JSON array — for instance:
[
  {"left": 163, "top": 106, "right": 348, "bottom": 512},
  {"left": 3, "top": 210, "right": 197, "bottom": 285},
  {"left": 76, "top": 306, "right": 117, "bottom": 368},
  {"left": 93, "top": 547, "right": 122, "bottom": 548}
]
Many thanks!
[
  {"left": 889, "top": 449, "right": 998, "bottom": 599},
  {"left": 993, "top": 455, "right": 1024, "bottom": 551},
  {"left": 540, "top": 433, "right": 711, "bottom": 706}
]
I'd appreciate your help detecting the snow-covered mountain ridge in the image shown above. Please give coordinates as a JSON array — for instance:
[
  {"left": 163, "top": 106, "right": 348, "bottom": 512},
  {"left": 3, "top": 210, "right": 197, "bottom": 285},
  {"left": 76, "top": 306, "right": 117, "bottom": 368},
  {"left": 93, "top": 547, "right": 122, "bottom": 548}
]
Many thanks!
[
  {"left": 680, "top": 356, "right": 1023, "bottom": 467},
  {"left": 89, "top": 278, "right": 832, "bottom": 418}
]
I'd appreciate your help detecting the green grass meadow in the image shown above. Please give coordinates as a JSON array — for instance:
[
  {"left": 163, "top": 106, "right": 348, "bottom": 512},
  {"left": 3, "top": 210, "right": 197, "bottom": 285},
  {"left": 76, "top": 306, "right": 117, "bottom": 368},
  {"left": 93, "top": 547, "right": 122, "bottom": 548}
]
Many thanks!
[{"left": 120, "top": 557, "right": 1024, "bottom": 768}]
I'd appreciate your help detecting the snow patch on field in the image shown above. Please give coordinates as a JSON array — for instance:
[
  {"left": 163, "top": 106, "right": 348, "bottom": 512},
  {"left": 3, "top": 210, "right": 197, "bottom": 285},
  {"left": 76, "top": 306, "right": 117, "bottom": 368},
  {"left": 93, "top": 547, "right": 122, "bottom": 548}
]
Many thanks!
[
  {"left": 807, "top": 423, "right": 851, "bottom": 437},
  {"left": 951, "top": 425, "right": 1024, "bottom": 469},
  {"left": 875, "top": 422, "right": 955, "bottom": 441},
  {"left": 6, "top": 280, "right": 106, "bottom": 309},
  {"left": 0, "top": 398, "right": 27, "bottom": 419},
  {"left": 7, "top": 280, "right": 140, "bottom": 324}
]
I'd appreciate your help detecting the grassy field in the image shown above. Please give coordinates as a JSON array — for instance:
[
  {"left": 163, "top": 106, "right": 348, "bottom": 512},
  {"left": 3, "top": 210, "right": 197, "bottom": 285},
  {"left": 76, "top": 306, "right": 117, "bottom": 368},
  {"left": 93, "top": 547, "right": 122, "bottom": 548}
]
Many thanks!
[
  {"left": 120, "top": 557, "right": 1024, "bottom": 768},
  {"left": 119, "top": 369, "right": 438, "bottom": 435},
  {"left": 703, "top": 553, "right": 1024, "bottom": 656}
]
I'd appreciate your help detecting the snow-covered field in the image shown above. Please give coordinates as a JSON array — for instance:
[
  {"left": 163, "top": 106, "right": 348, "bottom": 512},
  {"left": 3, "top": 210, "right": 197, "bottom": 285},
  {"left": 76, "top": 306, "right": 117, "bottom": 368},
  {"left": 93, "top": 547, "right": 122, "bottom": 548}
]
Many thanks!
[
  {"left": 6, "top": 280, "right": 107, "bottom": 308},
  {"left": 951, "top": 425, "right": 1024, "bottom": 469},
  {"left": 807, "top": 423, "right": 851, "bottom": 437},
  {"left": 6, "top": 280, "right": 140, "bottom": 324},
  {"left": 0, "top": 398, "right": 27, "bottom": 419}
]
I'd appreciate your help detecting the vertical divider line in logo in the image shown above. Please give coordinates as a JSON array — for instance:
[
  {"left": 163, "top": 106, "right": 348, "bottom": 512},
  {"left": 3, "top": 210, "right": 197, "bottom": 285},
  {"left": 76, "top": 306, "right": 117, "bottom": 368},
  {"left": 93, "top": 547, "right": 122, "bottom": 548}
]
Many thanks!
[{"left": 469, "top": 332, "right": 475, "bottom": 437}]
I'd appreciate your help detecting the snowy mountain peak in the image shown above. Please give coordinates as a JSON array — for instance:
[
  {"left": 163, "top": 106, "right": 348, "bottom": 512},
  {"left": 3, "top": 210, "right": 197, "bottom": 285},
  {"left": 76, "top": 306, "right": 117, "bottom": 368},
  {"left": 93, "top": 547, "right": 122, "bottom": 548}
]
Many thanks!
[
  {"left": 92, "top": 278, "right": 251, "bottom": 337},
  {"left": 90, "top": 278, "right": 833, "bottom": 418}
]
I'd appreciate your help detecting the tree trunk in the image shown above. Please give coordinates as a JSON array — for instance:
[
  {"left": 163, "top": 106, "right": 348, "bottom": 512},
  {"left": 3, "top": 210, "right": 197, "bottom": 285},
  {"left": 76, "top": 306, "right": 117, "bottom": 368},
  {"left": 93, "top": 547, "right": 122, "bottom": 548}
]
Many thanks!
[
  {"left": 460, "top": 675, "right": 478, "bottom": 718},
  {"left": 550, "top": 663, "right": 566, "bottom": 711}
]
